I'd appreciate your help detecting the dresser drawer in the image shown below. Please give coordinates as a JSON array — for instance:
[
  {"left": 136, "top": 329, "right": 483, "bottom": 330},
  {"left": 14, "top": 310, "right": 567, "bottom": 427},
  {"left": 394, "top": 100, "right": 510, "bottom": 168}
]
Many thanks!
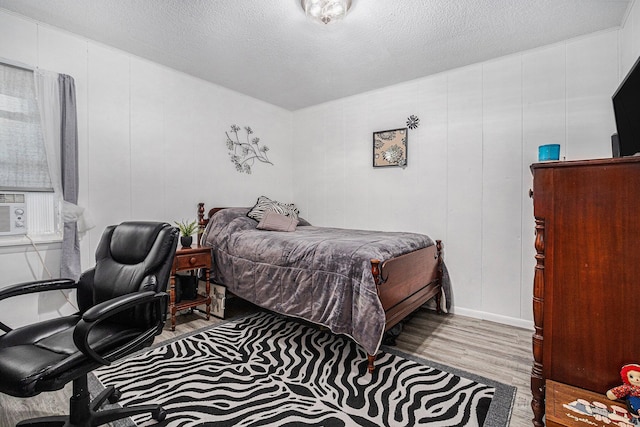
[{"left": 174, "top": 251, "right": 210, "bottom": 271}]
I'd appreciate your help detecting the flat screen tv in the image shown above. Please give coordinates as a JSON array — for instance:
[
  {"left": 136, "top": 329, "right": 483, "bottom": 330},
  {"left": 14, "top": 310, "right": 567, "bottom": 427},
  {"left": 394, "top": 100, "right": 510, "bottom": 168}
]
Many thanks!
[{"left": 612, "top": 55, "right": 640, "bottom": 157}]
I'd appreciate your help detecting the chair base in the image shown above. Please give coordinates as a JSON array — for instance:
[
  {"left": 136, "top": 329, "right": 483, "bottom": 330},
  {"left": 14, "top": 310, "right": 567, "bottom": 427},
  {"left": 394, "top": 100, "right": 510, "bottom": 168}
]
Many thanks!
[{"left": 17, "top": 376, "right": 166, "bottom": 427}]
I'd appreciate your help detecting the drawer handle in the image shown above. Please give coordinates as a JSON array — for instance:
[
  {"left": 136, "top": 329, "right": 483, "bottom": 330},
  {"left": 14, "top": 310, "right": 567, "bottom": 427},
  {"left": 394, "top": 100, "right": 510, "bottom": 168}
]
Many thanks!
[{"left": 189, "top": 257, "right": 197, "bottom": 265}]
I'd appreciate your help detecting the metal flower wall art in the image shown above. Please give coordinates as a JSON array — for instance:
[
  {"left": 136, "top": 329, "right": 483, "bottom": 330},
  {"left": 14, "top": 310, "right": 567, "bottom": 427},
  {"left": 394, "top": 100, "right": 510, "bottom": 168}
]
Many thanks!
[
  {"left": 406, "top": 115, "right": 420, "bottom": 129},
  {"left": 225, "top": 125, "right": 273, "bottom": 174}
]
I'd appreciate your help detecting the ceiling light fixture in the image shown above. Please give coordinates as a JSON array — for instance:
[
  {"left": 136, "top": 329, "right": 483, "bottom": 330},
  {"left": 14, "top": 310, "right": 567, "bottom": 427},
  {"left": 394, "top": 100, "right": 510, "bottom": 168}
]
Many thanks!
[{"left": 301, "top": 0, "right": 352, "bottom": 25}]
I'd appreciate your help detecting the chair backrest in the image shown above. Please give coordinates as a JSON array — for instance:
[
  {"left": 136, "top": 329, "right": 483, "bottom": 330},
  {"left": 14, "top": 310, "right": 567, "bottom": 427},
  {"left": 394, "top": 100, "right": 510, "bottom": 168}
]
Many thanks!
[{"left": 77, "top": 221, "right": 178, "bottom": 324}]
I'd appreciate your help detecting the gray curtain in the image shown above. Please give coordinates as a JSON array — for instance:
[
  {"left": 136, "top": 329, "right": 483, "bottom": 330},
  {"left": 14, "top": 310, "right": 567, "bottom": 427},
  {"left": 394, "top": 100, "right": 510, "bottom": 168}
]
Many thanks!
[{"left": 59, "top": 74, "right": 80, "bottom": 280}]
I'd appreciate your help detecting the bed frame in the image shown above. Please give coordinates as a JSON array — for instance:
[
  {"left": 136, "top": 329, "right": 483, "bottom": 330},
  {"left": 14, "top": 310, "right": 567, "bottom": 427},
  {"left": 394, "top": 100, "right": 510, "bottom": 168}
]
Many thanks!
[{"left": 197, "top": 203, "right": 444, "bottom": 373}]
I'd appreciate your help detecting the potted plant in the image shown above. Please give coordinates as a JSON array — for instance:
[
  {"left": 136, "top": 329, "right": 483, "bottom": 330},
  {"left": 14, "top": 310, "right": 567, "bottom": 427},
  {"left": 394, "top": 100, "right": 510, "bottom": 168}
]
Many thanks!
[{"left": 174, "top": 219, "right": 199, "bottom": 248}]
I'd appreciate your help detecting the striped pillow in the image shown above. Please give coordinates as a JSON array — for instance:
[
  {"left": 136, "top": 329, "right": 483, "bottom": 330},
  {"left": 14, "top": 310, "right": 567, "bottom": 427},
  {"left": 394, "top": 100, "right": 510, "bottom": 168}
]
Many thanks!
[{"left": 247, "top": 196, "right": 300, "bottom": 222}]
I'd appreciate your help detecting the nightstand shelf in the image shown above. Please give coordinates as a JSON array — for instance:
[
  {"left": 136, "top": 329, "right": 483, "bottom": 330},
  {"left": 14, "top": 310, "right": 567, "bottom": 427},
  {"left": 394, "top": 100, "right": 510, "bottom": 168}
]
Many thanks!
[{"left": 169, "top": 246, "right": 212, "bottom": 331}]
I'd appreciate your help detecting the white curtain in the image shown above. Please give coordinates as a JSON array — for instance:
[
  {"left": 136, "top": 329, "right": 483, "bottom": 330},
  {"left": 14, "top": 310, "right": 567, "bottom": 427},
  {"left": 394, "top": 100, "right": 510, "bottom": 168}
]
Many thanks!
[{"left": 34, "top": 70, "right": 93, "bottom": 280}]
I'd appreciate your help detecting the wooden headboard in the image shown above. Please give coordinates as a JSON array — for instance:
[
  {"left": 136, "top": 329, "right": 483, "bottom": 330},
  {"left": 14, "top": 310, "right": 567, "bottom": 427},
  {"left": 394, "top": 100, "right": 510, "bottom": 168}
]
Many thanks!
[{"left": 196, "top": 203, "right": 237, "bottom": 245}]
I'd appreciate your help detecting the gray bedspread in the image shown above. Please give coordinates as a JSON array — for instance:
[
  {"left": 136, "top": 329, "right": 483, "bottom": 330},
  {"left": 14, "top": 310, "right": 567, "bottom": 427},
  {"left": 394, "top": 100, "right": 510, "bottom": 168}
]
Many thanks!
[{"left": 202, "top": 208, "right": 450, "bottom": 356}]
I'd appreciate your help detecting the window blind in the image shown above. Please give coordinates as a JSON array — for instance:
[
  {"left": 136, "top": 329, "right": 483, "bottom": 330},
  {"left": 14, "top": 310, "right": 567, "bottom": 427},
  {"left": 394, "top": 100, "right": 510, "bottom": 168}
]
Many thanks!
[{"left": 0, "top": 62, "right": 53, "bottom": 192}]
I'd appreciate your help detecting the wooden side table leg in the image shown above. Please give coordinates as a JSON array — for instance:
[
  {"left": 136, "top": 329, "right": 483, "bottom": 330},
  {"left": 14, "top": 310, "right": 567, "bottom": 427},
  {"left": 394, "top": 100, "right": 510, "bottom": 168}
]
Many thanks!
[
  {"left": 205, "top": 268, "right": 211, "bottom": 320},
  {"left": 170, "top": 275, "right": 177, "bottom": 331}
]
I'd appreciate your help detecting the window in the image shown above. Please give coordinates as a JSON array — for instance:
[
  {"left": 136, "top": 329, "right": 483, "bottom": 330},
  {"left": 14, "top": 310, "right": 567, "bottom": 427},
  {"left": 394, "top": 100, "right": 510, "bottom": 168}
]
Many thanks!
[
  {"left": 0, "top": 61, "right": 61, "bottom": 244},
  {"left": 0, "top": 62, "right": 52, "bottom": 192}
]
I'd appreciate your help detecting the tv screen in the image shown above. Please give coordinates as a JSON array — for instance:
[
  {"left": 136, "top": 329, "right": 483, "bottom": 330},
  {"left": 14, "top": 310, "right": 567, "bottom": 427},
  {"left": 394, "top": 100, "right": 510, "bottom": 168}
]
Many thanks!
[{"left": 613, "top": 55, "right": 640, "bottom": 157}]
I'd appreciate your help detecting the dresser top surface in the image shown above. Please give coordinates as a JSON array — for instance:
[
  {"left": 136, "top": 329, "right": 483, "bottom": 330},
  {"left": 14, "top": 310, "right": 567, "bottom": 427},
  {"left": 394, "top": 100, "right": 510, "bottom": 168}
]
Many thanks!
[{"left": 531, "top": 156, "right": 640, "bottom": 171}]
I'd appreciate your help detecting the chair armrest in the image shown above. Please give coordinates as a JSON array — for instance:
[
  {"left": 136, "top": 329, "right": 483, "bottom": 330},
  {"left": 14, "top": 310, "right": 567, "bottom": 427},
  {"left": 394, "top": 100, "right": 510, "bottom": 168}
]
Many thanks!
[
  {"left": 0, "top": 278, "right": 77, "bottom": 302},
  {"left": 81, "top": 291, "right": 156, "bottom": 322},
  {"left": 73, "top": 291, "right": 168, "bottom": 365},
  {"left": 0, "top": 279, "right": 78, "bottom": 333}
]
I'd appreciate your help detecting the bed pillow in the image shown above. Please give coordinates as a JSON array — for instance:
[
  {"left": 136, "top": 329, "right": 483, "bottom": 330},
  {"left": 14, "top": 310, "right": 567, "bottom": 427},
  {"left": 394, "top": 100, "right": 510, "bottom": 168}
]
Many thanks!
[
  {"left": 247, "top": 196, "right": 300, "bottom": 222},
  {"left": 256, "top": 211, "right": 298, "bottom": 232},
  {"left": 297, "top": 217, "right": 312, "bottom": 226}
]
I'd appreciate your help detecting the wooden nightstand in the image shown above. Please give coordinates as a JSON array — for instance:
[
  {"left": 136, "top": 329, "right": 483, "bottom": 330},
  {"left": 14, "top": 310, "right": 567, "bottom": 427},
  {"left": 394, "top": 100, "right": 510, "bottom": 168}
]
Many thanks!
[{"left": 169, "top": 246, "right": 212, "bottom": 331}]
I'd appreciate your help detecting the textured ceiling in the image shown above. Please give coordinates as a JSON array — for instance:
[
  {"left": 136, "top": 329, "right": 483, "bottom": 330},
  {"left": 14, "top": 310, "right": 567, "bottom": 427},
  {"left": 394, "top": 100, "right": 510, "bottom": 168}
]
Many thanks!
[{"left": 0, "top": 0, "right": 632, "bottom": 110}]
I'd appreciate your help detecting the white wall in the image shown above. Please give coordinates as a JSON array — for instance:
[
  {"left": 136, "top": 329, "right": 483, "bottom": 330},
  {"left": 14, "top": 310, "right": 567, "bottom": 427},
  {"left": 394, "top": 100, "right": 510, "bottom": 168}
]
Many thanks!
[
  {"left": 292, "top": 29, "right": 621, "bottom": 328},
  {"left": 620, "top": 0, "right": 640, "bottom": 76},
  {"left": 0, "top": 9, "right": 294, "bottom": 327}
]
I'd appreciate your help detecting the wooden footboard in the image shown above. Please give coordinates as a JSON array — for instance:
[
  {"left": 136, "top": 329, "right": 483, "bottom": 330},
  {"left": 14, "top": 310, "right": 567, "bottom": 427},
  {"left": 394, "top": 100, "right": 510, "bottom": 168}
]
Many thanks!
[
  {"left": 369, "top": 240, "right": 443, "bottom": 372},
  {"left": 371, "top": 241, "right": 443, "bottom": 330}
]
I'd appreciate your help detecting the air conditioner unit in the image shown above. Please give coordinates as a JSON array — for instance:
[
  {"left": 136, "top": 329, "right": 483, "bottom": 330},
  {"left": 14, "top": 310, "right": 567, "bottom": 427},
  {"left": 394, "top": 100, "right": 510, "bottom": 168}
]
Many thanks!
[{"left": 0, "top": 193, "right": 27, "bottom": 236}]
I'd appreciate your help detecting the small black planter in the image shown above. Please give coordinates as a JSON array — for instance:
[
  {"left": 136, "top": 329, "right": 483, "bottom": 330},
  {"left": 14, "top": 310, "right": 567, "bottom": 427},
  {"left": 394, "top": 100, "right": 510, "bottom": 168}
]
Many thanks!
[{"left": 180, "top": 235, "right": 193, "bottom": 248}]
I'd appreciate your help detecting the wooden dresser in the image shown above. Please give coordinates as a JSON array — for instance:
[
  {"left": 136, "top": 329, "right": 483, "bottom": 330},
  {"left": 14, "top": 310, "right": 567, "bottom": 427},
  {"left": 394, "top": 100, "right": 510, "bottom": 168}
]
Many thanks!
[{"left": 530, "top": 157, "right": 640, "bottom": 426}]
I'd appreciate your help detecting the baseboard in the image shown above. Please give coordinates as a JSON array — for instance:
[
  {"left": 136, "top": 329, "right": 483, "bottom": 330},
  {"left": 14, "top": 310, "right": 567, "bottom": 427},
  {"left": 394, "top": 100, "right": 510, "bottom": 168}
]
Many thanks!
[{"left": 450, "top": 306, "right": 534, "bottom": 330}]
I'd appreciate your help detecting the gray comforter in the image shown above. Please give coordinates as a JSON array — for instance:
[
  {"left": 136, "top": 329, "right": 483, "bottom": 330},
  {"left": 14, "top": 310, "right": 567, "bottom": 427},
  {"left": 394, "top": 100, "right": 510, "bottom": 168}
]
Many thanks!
[{"left": 202, "top": 208, "right": 449, "bottom": 356}]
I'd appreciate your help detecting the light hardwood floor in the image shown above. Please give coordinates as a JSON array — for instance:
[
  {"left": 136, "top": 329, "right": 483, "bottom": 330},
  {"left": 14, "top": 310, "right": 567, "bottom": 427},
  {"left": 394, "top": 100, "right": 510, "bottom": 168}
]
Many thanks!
[{"left": 0, "top": 298, "right": 534, "bottom": 426}]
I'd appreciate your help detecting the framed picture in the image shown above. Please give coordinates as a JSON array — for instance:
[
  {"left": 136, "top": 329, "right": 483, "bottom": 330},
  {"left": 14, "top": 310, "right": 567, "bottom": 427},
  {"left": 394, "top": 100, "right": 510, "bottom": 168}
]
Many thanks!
[
  {"left": 373, "top": 128, "right": 408, "bottom": 167},
  {"left": 211, "top": 283, "right": 227, "bottom": 319}
]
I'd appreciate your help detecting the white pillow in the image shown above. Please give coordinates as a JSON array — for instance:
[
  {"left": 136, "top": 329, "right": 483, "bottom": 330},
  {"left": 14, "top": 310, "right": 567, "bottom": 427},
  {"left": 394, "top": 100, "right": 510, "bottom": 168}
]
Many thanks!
[{"left": 256, "top": 211, "right": 298, "bottom": 232}]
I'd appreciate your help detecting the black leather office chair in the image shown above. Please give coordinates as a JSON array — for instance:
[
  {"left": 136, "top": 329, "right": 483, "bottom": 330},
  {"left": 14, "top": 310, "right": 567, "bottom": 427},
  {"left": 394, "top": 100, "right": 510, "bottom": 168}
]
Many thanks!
[{"left": 0, "top": 221, "right": 178, "bottom": 427}]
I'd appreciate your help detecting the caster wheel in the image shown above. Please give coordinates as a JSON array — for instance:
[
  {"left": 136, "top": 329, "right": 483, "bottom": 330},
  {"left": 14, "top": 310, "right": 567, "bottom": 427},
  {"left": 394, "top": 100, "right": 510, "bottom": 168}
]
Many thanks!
[
  {"left": 108, "top": 388, "right": 122, "bottom": 404},
  {"left": 152, "top": 407, "right": 167, "bottom": 421}
]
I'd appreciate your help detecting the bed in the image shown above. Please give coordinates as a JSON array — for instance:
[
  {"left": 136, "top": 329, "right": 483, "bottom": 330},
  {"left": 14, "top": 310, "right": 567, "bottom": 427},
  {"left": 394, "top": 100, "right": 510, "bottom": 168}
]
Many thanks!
[{"left": 198, "top": 202, "right": 451, "bottom": 372}]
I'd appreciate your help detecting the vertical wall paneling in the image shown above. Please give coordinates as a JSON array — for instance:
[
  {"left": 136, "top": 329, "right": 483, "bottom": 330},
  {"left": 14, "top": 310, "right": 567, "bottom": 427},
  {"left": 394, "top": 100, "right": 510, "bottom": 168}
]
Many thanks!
[
  {"left": 291, "top": 107, "right": 313, "bottom": 220},
  {"left": 310, "top": 106, "right": 333, "bottom": 226},
  {"left": 86, "top": 43, "right": 132, "bottom": 258},
  {"left": 292, "top": 107, "right": 324, "bottom": 224},
  {"left": 130, "top": 58, "right": 167, "bottom": 221},
  {"left": 481, "top": 56, "right": 523, "bottom": 318},
  {"left": 163, "top": 71, "right": 208, "bottom": 220},
  {"left": 383, "top": 81, "right": 421, "bottom": 232},
  {"left": 446, "top": 65, "right": 484, "bottom": 311},
  {"left": 0, "top": 247, "right": 63, "bottom": 328},
  {"left": 415, "top": 73, "right": 448, "bottom": 243},
  {"left": 341, "top": 96, "right": 371, "bottom": 229},
  {"left": 619, "top": 0, "right": 639, "bottom": 77},
  {"left": 565, "top": 31, "right": 619, "bottom": 161},
  {"left": 37, "top": 25, "right": 87, "bottom": 79},
  {"left": 364, "top": 89, "right": 399, "bottom": 230},
  {"left": 620, "top": 8, "right": 635, "bottom": 77},
  {"left": 634, "top": 1, "right": 640, "bottom": 62},
  {"left": 192, "top": 84, "right": 226, "bottom": 209},
  {"left": 0, "top": 11, "right": 37, "bottom": 65},
  {"left": 323, "top": 104, "right": 346, "bottom": 224}
]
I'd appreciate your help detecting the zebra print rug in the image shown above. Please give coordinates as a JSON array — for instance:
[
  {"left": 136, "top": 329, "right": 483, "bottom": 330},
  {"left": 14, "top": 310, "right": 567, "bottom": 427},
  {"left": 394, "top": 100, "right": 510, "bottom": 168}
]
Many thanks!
[{"left": 92, "top": 312, "right": 515, "bottom": 426}]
